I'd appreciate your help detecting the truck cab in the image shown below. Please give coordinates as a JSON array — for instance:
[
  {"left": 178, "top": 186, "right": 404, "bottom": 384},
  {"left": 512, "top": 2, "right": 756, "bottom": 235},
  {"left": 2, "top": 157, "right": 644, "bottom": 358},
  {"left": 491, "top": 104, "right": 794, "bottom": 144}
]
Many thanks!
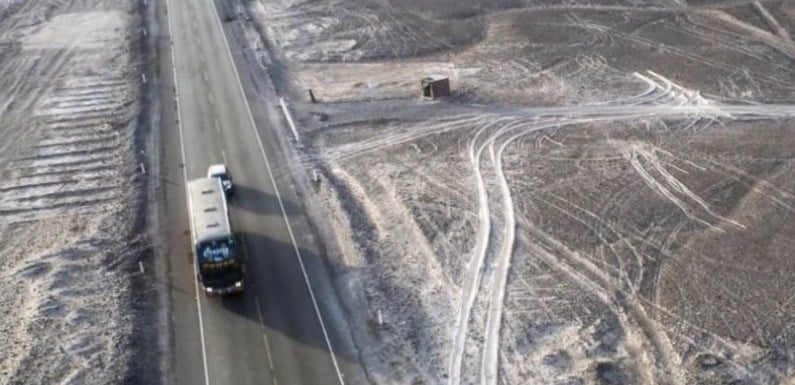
[
  {"left": 196, "top": 237, "right": 244, "bottom": 296},
  {"left": 207, "top": 164, "right": 233, "bottom": 197}
]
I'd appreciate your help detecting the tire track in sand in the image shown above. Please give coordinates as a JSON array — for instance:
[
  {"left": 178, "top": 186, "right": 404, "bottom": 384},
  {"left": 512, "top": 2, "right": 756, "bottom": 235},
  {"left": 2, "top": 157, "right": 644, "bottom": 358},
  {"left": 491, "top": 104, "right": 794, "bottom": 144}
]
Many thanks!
[{"left": 447, "top": 117, "right": 509, "bottom": 385}]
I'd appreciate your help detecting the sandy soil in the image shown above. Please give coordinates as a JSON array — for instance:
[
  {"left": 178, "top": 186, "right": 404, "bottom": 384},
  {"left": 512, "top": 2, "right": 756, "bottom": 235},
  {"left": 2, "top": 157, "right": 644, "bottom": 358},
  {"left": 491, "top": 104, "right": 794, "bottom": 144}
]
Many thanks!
[
  {"left": 244, "top": 0, "right": 795, "bottom": 384},
  {"left": 0, "top": 0, "right": 145, "bottom": 383}
]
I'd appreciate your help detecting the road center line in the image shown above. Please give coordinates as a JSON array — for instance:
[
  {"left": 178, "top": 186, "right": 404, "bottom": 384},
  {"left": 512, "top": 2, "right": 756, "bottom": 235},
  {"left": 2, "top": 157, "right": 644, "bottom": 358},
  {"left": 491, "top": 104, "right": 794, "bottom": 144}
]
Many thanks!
[
  {"left": 163, "top": 0, "right": 211, "bottom": 384},
  {"left": 239, "top": 237, "right": 249, "bottom": 262},
  {"left": 204, "top": 0, "right": 347, "bottom": 383},
  {"left": 208, "top": 92, "right": 214, "bottom": 105},
  {"left": 202, "top": 70, "right": 209, "bottom": 83},
  {"left": 255, "top": 300, "right": 266, "bottom": 325},
  {"left": 221, "top": 149, "right": 227, "bottom": 164},
  {"left": 254, "top": 301, "right": 277, "bottom": 374},
  {"left": 214, "top": 119, "right": 221, "bottom": 133},
  {"left": 262, "top": 333, "right": 275, "bottom": 371}
]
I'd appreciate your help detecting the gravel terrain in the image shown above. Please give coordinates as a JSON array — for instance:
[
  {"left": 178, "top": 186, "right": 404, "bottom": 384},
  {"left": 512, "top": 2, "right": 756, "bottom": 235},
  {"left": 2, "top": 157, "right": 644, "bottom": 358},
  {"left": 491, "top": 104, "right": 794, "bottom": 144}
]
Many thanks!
[{"left": 243, "top": 0, "right": 795, "bottom": 384}]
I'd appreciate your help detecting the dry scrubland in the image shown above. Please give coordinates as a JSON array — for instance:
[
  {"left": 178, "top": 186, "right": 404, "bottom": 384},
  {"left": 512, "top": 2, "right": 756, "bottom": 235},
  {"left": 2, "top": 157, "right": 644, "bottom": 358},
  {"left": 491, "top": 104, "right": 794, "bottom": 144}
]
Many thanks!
[
  {"left": 247, "top": 0, "right": 795, "bottom": 384},
  {"left": 0, "top": 0, "right": 144, "bottom": 383}
]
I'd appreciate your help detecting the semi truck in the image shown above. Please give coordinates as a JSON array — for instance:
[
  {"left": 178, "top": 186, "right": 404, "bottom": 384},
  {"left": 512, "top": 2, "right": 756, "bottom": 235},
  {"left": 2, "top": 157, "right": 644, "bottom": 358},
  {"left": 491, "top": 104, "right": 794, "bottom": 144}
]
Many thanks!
[{"left": 187, "top": 177, "right": 244, "bottom": 295}]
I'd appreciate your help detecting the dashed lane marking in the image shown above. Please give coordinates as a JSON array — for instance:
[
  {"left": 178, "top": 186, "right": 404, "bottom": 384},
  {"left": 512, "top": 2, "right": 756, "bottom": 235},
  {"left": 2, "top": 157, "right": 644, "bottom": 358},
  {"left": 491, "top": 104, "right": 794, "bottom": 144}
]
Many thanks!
[{"left": 262, "top": 332, "right": 275, "bottom": 372}]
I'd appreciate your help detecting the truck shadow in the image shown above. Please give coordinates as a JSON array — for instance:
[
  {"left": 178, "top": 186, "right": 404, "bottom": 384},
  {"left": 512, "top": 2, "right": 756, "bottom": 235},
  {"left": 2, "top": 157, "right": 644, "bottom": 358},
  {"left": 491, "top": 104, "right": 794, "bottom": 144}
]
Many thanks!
[
  {"left": 211, "top": 231, "right": 380, "bottom": 382},
  {"left": 228, "top": 184, "right": 300, "bottom": 216}
]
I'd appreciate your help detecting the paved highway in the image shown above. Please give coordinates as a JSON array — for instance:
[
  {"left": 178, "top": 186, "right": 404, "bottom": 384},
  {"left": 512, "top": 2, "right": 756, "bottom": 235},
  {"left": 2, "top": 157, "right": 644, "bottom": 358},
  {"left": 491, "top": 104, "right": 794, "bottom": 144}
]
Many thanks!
[{"left": 151, "top": 0, "right": 369, "bottom": 383}]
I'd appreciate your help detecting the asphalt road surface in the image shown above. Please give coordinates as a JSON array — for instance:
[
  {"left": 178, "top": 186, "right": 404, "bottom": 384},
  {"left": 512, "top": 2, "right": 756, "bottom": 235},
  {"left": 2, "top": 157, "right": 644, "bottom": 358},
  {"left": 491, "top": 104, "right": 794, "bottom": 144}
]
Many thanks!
[{"left": 152, "top": 0, "right": 368, "bottom": 383}]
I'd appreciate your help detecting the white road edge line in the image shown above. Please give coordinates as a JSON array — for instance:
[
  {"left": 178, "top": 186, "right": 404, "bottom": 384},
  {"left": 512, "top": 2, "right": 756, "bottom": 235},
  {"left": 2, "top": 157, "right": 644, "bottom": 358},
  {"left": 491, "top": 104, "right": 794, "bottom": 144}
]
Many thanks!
[
  {"left": 163, "top": 0, "right": 212, "bottom": 384},
  {"left": 205, "top": 0, "right": 347, "bottom": 383}
]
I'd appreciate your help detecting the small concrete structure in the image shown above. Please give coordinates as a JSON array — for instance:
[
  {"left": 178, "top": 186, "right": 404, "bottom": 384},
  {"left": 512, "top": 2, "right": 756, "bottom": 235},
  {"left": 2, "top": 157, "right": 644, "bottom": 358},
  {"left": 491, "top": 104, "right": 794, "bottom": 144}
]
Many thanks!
[{"left": 421, "top": 77, "right": 450, "bottom": 100}]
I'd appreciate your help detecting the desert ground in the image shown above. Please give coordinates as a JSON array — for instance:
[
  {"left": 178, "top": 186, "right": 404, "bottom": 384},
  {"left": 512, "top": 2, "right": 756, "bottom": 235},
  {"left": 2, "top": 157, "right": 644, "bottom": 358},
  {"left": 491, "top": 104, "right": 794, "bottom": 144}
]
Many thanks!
[
  {"left": 0, "top": 0, "right": 147, "bottom": 383},
  {"left": 245, "top": 0, "right": 795, "bottom": 384}
]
